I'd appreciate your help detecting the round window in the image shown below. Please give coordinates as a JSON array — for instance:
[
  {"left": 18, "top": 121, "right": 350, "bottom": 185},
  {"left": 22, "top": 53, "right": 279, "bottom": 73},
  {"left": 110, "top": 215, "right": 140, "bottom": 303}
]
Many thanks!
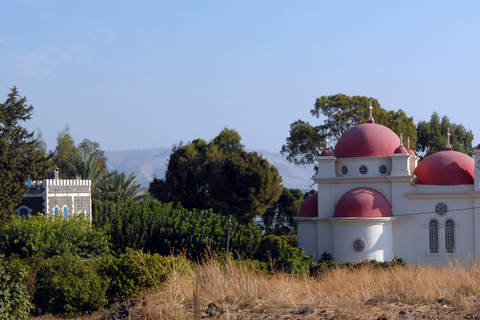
[
  {"left": 353, "top": 239, "right": 366, "bottom": 252},
  {"left": 435, "top": 203, "right": 448, "bottom": 216},
  {"left": 341, "top": 166, "right": 348, "bottom": 175},
  {"left": 359, "top": 165, "right": 368, "bottom": 175},
  {"left": 379, "top": 165, "right": 387, "bottom": 174}
]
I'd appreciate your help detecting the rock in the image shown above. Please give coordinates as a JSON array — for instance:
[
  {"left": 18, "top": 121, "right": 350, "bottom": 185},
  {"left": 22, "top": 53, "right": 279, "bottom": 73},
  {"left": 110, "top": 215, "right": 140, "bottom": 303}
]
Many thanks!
[
  {"left": 202, "top": 307, "right": 220, "bottom": 317},
  {"left": 208, "top": 302, "right": 222, "bottom": 311},
  {"left": 299, "top": 305, "right": 315, "bottom": 314},
  {"left": 365, "top": 299, "right": 380, "bottom": 306}
]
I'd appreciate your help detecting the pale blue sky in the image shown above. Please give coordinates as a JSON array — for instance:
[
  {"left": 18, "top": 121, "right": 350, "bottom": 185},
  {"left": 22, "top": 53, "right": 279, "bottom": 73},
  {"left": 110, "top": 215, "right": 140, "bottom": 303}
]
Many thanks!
[{"left": 2, "top": 1, "right": 480, "bottom": 153}]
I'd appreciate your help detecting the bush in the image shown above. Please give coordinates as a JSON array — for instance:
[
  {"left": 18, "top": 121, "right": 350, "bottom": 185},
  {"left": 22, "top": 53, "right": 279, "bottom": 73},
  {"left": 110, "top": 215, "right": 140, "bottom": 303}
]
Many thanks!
[
  {"left": 0, "top": 214, "right": 110, "bottom": 259},
  {"left": 33, "top": 253, "right": 109, "bottom": 315},
  {"left": 0, "top": 255, "right": 32, "bottom": 320},
  {"left": 94, "top": 198, "right": 262, "bottom": 259}
]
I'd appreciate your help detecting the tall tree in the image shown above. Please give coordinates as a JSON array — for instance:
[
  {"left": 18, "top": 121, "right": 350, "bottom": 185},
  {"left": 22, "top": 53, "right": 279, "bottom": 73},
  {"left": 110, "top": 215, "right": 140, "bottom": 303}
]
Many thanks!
[
  {"left": 149, "top": 129, "right": 283, "bottom": 223},
  {"left": 260, "top": 187, "right": 305, "bottom": 235},
  {"left": 0, "top": 87, "right": 50, "bottom": 222},
  {"left": 416, "top": 112, "right": 474, "bottom": 156},
  {"left": 53, "top": 125, "right": 75, "bottom": 176},
  {"left": 281, "top": 94, "right": 417, "bottom": 166},
  {"left": 98, "top": 170, "right": 144, "bottom": 202}
]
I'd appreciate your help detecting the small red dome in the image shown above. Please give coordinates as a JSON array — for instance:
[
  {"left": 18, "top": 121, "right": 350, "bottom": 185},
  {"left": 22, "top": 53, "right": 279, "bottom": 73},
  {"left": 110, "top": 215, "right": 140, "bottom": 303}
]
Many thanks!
[
  {"left": 413, "top": 150, "right": 474, "bottom": 185},
  {"left": 394, "top": 145, "right": 408, "bottom": 154},
  {"left": 320, "top": 149, "right": 334, "bottom": 157},
  {"left": 298, "top": 192, "right": 318, "bottom": 217},
  {"left": 333, "top": 187, "right": 393, "bottom": 218},
  {"left": 476, "top": 143, "right": 480, "bottom": 150},
  {"left": 334, "top": 123, "right": 400, "bottom": 158},
  {"left": 407, "top": 149, "right": 416, "bottom": 156}
]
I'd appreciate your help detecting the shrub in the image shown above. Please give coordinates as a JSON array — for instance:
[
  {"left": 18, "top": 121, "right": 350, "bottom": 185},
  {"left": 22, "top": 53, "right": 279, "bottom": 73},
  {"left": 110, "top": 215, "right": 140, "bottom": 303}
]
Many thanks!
[
  {"left": 0, "top": 255, "right": 32, "bottom": 320},
  {"left": 0, "top": 214, "right": 110, "bottom": 259},
  {"left": 33, "top": 253, "right": 109, "bottom": 315}
]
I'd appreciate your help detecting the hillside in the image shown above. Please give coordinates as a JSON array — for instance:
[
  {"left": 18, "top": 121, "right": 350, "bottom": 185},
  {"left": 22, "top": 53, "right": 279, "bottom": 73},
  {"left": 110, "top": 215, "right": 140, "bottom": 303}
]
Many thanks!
[{"left": 105, "top": 148, "right": 315, "bottom": 190}]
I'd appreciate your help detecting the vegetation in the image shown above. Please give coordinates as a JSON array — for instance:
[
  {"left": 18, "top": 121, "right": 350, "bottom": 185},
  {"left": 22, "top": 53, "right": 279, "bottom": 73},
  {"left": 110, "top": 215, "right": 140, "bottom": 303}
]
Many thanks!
[
  {"left": 149, "top": 128, "right": 283, "bottom": 223},
  {"left": 0, "top": 87, "right": 51, "bottom": 223}
]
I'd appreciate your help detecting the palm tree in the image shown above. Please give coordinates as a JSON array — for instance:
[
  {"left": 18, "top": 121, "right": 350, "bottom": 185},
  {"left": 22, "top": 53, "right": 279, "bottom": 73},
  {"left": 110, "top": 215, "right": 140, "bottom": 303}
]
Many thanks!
[
  {"left": 98, "top": 170, "right": 144, "bottom": 202},
  {"left": 62, "top": 152, "right": 107, "bottom": 195}
]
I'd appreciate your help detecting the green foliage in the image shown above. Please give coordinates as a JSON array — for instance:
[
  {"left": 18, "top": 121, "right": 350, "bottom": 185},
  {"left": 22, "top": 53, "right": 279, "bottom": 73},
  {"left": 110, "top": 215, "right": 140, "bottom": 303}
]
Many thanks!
[
  {"left": 98, "top": 170, "right": 145, "bottom": 202},
  {"left": 94, "top": 197, "right": 262, "bottom": 259},
  {"left": 281, "top": 94, "right": 417, "bottom": 166},
  {"left": 34, "top": 253, "right": 109, "bottom": 315},
  {"left": 0, "top": 214, "right": 110, "bottom": 259},
  {"left": 261, "top": 188, "right": 305, "bottom": 235},
  {"left": 416, "top": 112, "right": 474, "bottom": 156},
  {"left": 101, "top": 248, "right": 192, "bottom": 301},
  {"left": 0, "top": 255, "right": 32, "bottom": 320},
  {"left": 0, "top": 87, "right": 51, "bottom": 223},
  {"left": 149, "top": 128, "right": 282, "bottom": 223}
]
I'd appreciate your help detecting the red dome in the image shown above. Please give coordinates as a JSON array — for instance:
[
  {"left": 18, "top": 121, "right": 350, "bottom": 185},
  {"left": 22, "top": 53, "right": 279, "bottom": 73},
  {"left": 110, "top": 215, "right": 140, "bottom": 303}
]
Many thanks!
[
  {"left": 320, "top": 148, "right": 334, "bottom": 157},
  {"left": 407, "top": 149, "right": 416, "bottom": 156},
  {"left": 333, "top": 187, "right": 393, "bottom": 218},
  {"left": 334, "top": 123, "right": 400, "bottom": 158},
  {"left": 394, "top": 145, "right": 408, "bottom": 154},
  {"left": 298, "top": 192, "right": 318, "bottom": 217},
  {"left": 413, "top": 150, "right": 474, "bottom": 185}
]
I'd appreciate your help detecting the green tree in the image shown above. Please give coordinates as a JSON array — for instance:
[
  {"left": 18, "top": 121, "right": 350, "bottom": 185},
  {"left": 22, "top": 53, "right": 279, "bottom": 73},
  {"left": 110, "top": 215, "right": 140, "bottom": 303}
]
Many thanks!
[
  {"left": 149, "top": 129, "right": 283, "bottom": 223},
  {"left": 62, "top": 152, "right": 107, "bottom": 194},
  {"left": 416, "top": 112, "right": 474, "bottom": 156},
  {"left": 98, "top": 170, "right": 144, "bottom": 202},
  {"left": 260, "top": 188, "right": 305, "bottom": 235},
  {"left": 53, "top": 125, "right": 75, "bottom": 176},
  {"left": 0, "top": 87, "right": 51, "bottom": 222},
  {"left": 281, "top": 94, "right": 417, "bottom": 166}
]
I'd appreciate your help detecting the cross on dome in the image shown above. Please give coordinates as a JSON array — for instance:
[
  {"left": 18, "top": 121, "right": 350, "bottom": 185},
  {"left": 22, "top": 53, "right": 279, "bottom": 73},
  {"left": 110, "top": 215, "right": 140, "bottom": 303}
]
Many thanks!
[
  {"left": 367, "top": 100, "right": 374, "bottom": 123},
  {"left": 446, "top": 127, "right": 452, "bottom": 151}
]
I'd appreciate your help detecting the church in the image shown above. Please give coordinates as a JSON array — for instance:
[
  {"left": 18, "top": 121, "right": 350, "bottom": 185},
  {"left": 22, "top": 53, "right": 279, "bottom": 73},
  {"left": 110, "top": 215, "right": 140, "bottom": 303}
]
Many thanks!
[{"left": 296, "top": 106, "right": 480, "bottom": 264}]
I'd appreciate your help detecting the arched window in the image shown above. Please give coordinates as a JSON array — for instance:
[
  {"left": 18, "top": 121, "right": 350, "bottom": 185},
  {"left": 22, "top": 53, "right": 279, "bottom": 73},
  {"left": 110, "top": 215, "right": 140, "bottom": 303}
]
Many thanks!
[
  {"left": 445, "top": 219, "right": 455, "bottom": 253},
  {"left": 55, "top": 207, "right": 59, "bottom": 216},
  {"left": 63, "top": 206, "right": 68, "bottom": 220},
  {"left": 19, "top": 207, "right": 29, "bottom": 217},
  {"left": 429, "top": 219, "right": 438, "bottom": 253}
]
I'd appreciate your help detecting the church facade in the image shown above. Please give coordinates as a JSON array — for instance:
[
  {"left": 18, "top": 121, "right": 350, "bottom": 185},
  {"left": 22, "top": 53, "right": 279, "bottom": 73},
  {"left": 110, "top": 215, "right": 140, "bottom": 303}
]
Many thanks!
[{"left": 296, "top": 112, "right": 480, "bottom": 264}]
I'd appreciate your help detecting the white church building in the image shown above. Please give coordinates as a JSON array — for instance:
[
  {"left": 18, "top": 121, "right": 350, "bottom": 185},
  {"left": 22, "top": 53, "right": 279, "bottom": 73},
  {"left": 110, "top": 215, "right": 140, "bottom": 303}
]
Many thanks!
[{"left": 296, "top": 109, "right": 480, "bottom": 264}]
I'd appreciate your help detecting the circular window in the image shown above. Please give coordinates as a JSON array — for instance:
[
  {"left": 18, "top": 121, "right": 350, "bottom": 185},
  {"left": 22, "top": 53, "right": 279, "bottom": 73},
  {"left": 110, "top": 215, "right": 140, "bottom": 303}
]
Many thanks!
[
  {"left": 353, "top": 239, "right": 366, "bottom": 252},
  {"left": 341, "top": 166, "right": 348, "bottom": 175},
  {"left": 359, "top": 165, "right": 368, "bottom": 175},
  {"left": 435, "top": 203, "right": 448, "bottom": 216},
  {"left": 379, "top": 165, "right": 387, "bottom": 174}
]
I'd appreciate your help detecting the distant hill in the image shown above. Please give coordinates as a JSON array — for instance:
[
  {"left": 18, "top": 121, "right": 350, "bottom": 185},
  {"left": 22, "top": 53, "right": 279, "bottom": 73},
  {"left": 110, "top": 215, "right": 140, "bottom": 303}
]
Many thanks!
[{"left": 105, "top": 148, "right": 315, "bottom": 191}]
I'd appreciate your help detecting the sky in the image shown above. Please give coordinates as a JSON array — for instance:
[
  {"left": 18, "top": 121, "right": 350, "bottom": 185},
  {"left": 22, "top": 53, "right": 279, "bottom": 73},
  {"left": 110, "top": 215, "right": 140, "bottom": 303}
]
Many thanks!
[{"left": 2, "top": 1, "right": 480, "bottom": 153}]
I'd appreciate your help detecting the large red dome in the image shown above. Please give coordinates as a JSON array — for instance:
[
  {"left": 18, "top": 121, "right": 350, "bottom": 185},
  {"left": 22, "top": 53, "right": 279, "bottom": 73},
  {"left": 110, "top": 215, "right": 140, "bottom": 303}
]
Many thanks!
[
  {"left": 334, "top": 123, "right": 400, "bottom": 158},
  {"left": 333, "top": 187, "right": 393, "bottom": 218},
  {"left": 298, "top": 192, "right": 318, "bottom": 217},
  {"left": 413, "top": 150, "right": 474, "bottom": 185}
]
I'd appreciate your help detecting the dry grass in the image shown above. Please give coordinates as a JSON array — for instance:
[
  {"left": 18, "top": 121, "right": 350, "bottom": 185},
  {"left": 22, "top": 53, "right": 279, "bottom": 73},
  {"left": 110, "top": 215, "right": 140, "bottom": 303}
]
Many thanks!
[{"left": 33, "top": 254, "right": 480, "bottom": 319}]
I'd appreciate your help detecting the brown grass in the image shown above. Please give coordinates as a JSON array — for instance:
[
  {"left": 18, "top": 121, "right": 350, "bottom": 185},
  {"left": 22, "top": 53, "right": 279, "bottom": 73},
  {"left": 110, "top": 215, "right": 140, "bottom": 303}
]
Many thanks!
[{"left": 33, "top": 254, "right": 480, "bottom": 319}]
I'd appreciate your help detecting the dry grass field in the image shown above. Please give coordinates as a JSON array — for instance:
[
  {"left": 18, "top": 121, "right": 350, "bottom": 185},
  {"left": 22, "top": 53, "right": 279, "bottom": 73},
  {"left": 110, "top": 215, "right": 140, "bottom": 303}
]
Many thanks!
[{"left": 34, "top": 254, "right": 480, "bottom": 320}]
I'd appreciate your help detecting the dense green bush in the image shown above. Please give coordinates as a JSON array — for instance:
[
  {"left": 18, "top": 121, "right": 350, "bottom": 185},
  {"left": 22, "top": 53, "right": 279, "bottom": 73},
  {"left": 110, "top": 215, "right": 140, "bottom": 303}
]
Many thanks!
[
  {"left": 0, "top": 214, "right": 110, "bottom": 258},
  {"left": 33, "top": 253, "right": 109, "bottom": 315},
  {"left": 0, "top": 255, "right": 32, "bottom": 320},
  {"left": 94, "top": 198, "right": 262, "bottom": 259}
]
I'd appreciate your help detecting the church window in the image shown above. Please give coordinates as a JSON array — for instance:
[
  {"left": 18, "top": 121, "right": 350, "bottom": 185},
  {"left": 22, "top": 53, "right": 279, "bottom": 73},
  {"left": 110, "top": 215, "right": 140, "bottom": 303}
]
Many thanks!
[
  {"left": 429, "top": 219, "right": 438, "bottom": 253},
  {"left": 359, "top": 165, "right": 368, "bottom": 174},
  {"left": 341, "top": 166, "right": 348, "bottom": 175},
  {"left": 435, "top": 203, "right": 448, "bottom": 216},
  {"left": 19, "top": 207, "right": 29, "bottom": 217},
  {"left": 352, "top": 239, "right": 366, "bottom": 252},
  {"left": 445, "top": 219, "right": 455, "bottom": 253},
  {"left": 379, "top": 165, "right": 387, "bottom": 174},
  {"left": 63, "top": 206, "right": 68, "bottom": 220}
]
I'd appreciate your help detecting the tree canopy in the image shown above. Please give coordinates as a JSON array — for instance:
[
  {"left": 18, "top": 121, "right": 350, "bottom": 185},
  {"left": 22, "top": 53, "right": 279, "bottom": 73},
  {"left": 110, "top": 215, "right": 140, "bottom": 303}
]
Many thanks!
[
  {"left": 0, "top": 87, "right": 51, "bottom": 222},
  {"left": 149, "top": 128, "right": 283, "bottom": 223},
  {"left": 281, "top": 94, "right": 417, "bottom": 166},
  {"left": 416, "top": 112, "right": 474, "bottom": 157}
]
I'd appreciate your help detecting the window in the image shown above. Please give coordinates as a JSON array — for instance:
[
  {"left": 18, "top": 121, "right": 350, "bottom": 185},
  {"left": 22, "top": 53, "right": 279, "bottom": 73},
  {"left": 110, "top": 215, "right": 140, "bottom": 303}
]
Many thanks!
[
  {"left": 63, "top": 206, "right": 68, "bottom": 220},
  {"left": 445, "top": 219, "right": 455, "bottom": 253},
  {"left": 435, "top": 203, "right": 448, "bottom": 216},
  {"left": 353, "top": 239, "right": 366, "bottom": 252},
  {"left": 429, "top": 219, "right": 438, "bottom": 253},
  {"left": 379, "top": 165, "right": 387, "bottom": 174},
  {"left": 55, "top": 207, "right": 59, "bottom": 216},
  {"left": 341, "top": 166, "right": 348, "bottom": 175},
  {"left": 359, "top": 165, "right": 368, "bottom": 174}
]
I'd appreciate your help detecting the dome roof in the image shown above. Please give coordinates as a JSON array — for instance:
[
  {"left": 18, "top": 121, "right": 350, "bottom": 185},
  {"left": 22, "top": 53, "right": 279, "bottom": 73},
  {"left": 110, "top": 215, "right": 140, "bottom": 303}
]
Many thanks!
[
  {"left": 334, "top": 123, "right": 400, "bottom": 158},
  {"left": 407, "top": 149, "right": 416, "bottom": 156},
  {"left": 333, "top": 187, "right": 393, "bottom": 218},
  {"left": 298, "top": 192, "right": 318, "bottom": 217},
  {"left": 413, "top": 150, "right": 474, "bottom": 185},
  {"left": 394, "top": 145, "right": 408, "bottom": 154},
  {"left": 320, "top": 148, "right": 334, "bottom": 157}
]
